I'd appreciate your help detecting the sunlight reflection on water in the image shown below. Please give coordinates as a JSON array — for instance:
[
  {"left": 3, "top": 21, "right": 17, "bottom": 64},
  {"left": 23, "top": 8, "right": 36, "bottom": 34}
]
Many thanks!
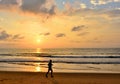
[
  {"left": 36, "top": 48, "right": 42, "bottom": 53},
  {"left": 35, "top": 63, "right": 41, "bottom": 71}
]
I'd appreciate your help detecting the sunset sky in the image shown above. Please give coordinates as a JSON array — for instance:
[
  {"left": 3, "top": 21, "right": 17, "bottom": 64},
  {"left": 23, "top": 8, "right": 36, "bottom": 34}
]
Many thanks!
[{"left": 0, "top": 0, "right": 120, "bottom": 48}]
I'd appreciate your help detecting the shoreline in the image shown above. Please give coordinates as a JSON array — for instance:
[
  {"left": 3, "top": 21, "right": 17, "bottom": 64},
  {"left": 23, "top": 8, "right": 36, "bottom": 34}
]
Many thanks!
[
  {"left": 1, "top": 69, "right": 120, "bottom": 73},
  {"left": 0, "top": 71, "right": 120, "bottom": 84}
]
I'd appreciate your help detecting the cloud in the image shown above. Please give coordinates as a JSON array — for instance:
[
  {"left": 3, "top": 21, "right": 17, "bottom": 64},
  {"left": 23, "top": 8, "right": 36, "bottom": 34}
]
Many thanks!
[
  {"left": 63, "top": 1, "right": 86, "bottom": 14},
  {"left": 64, "top": 1, "right": 73, "bottom": 11},
  {"left": 71, "top": 25, "right": 85, "bottom": 32},
  {"left": 0, "top": 30, "right": 11, "bottom": 40},
  {"left": 0, "top": 0, "right": 18, "bottom": 6},
  {"left": 40, "top": 32, "right": 50, "bottom": 36},
  {"left": 90, "top": 0, "right": 120, "bottom": 6},
  {"left": 66, "top": 8, "right": 120, "bottom": 22},
  {"left": 12, "top": 34, "right": 24, "bottom": 40},
  {"left": 16, "top": 0, "right": 22, "bottom": 6},
  {"left": 0, "top": 0, "right": 119, "bottom": 19},
  {"left": 80, "top": 3, "right": 87, "bottom": 9},
  {"left": 0, "top": 0, "right": 57, "bottom": 15},
  {"left": 48, "top": 5, "right": 56, "bottom": 15},
  {"left": 21, "top": 0, "right": 46, "bottom": 13},
  {"left": 90, "top": 0, "right": 106, "bottom": 5},
  {"left": 20, "top": 0, "right": 56, "bottom": 15},
  {"left": 0, "top": 29, "right": 24, "bottom": 41},
  {"left": 56, "top": 33, "right": 66, "bottom": 38},
  {"left": 103, "top": 9, "right": 120, "bottom": 17},
  {"left": 44, "top": 32, "right": 50, "bottom": 36},
  {"left": 77, "top": 32, "right": 89, "bottom": 36}
]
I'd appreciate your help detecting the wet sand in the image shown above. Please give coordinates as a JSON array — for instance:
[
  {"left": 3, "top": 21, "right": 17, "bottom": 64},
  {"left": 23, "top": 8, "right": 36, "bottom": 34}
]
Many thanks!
[{"left": 0, "top": 71, "right": 120, "bottom": 84}]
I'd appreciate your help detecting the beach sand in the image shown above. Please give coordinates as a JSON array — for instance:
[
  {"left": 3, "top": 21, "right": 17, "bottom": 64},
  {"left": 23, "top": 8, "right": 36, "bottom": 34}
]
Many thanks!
[{"left": 0, "top": 71, "right": 120, "bottom": 84}]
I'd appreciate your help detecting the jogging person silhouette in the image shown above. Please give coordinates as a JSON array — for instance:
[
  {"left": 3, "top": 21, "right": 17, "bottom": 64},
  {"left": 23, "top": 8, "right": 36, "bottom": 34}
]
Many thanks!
[{"left": 46, "top": 60, "right": 53, "bottom": 78}]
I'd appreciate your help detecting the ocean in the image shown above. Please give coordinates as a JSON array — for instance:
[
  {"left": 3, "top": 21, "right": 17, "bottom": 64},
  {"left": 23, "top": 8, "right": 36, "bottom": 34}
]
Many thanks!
[{"left": 0, "top": 48, "right": 120, "bottom": 73}]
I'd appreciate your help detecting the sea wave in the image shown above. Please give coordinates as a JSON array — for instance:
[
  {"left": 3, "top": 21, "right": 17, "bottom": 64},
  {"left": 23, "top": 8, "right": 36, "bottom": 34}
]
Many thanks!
[
  {"left": 0, "top": 60, "right": 120, "bottom": 64},
  {"left": 0, "top": 53, "right": 120, "bottom": 58}
]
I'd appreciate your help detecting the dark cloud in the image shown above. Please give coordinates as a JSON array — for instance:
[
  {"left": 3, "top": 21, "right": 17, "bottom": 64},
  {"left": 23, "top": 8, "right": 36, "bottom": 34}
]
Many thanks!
[
  {"left": 48, "top": 5, "right": 56, "bottom": 15},
  {"left": 0, "top": 30, "right": 11, "bottom": 40},
  {"left": 0, "top": 30, "right": 24, "bottom": 41},
  {"left": 56, "top": 33, "right": 66, "bottom": 38},
  {"left": 44, "top": 32, "right": 50, "bottom": 36},
  {"left": 21, "top": 0, "right": 56, "bottom": 15},
  {"left": 40, "top": 32, "right": 50, "bottom": 36},
  {"left": 71, "top": 25, "right": 85, "bottom": 32},
  {"left": 0, "top": 0, "right": 56, "bottom": 15},
  {"left": 0, "top": 0, "right": 18, "bottom": 6},
  {"left": 21, "top": 0, "right": 46, "bottom": 13},
  {"left": 77, "top": 32, "right": 89, "bottom": 36},
  {"left": 12, "top": 34, "right": 24, "bottom": 40},
  {"left": 103, "top": 9, "right": 120, "bottom": 17}
]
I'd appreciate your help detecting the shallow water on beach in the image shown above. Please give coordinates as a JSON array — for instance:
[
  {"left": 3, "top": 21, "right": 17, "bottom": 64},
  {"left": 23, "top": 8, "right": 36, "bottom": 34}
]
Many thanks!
[{"left": 0, "top": 48, "right": 120, "bottom": 73}]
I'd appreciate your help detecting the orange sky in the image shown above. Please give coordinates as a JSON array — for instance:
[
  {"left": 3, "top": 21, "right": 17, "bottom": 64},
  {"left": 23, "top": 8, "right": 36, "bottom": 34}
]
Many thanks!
[{"left": 0, "top": 0, "right": 120, "bottom": 48}]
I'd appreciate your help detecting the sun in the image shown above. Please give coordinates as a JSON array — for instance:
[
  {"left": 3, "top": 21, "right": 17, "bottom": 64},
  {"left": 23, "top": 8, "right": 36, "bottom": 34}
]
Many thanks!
[{"left": 37, "top": 39, "right": 41, "bottom": 43}]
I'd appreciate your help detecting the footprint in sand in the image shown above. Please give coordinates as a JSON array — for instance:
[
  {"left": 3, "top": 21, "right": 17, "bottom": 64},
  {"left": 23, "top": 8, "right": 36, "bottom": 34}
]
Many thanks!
[
  {"left": 0, "top": 79, "right": 8, "bottom": 82},
  {"left": 52, "top": 79, "right": 58, "bottom": 84},
  {"left": 49, "top": 78, "right": 58, "bottom": 84}
]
